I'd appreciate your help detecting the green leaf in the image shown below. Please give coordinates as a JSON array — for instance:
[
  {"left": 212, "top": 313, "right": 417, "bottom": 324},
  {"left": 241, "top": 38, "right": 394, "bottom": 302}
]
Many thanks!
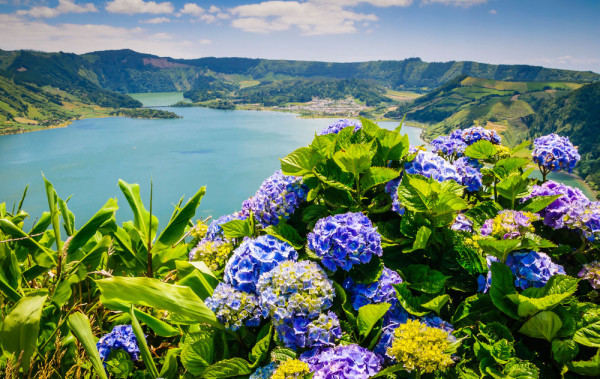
[
  {"left": 421, "top": 294, "right": 450, "bottom": 315},
  {"left": 130, "top": 304, "right": 160, "bottom": 378},
  {"left": 250, "top": 325, "right": 272, "bottom": 367},
  {"left": 494, "top": 158, "right": 531, "bottom": 178},
  {"left": 491, "top": 339, "right": 515, "bottom": 364},
  {"left": 477, "top": 238, "right": 521, "bottom": 262},
  {"left": 202, "top": 358, "right": 252, "bottom": 378},
  {"left": 507, "top": 275, "right": 579, "bottom": 317},
  {"left": 348, "top": 255, "right": 384, "bottom": 284},
  {"left": 58, "top": 197, "right": 74, "bottom": 237},
  {"left": 574, "top": 310, "right": 600, "bottom": 347},
  {"left": 96, "top": 276, "right": 220, "bottom": 328},
  {"left": 503, "top": 359, "right": 540, "bottom": 379},
  {"left": 552, "top": 339, "right": 579, "bottom": 364},
  {"left": 466, "top": 201, "right": 503, "bottom": 227},
  {"left": 404, "top": 264, "right": 448, "bottom": 294},
  {"left": 280, "top": 146, "right": 323, "bottom": 175},
  {"left": 222, "top": 219, "right": 253, "bottom": 239},
  {"left": 264, "top": 223, "right": 304, "bottom": 249},
  {"left": 393, "top": 283, "right": 430, "bottom": 317},
  {"left": 489, "top": 262, "right": 521, "bottom": 320},
  {"left": 270, "top": 348, "right": 297, "bottom": 362},
  {"left": 106, "top": 349, "right": 133, "bottom": 379},
  {"left": 118, "top": 179, "right": 158, "bottom": 239},
  {"left": 359, "top": 167, "right": 399, "bottom": 192},
  {"left": 0, "top": 291, "right": 48, "bottom": 372},
  {"left": 67, "top": 312, "right": 108, "bottom": 379},
  {"left": 100, "top": 298, "right": 179, "bottom": 337},
  {"left": 159, "top": 347, "right": 181, "bottom": 379},
  {"left": 43, "top": 174, "right": 62, "bottom": 251},
  {"left": 51, "top": 279, "right": 72, "bottom": 308},
  {"left": 518, "top": 310, "right": 562, "bottom": 341},
  {"left": 153, "top": 186, "right": 206, "bottom": 251},
  {"left": 181, "top": 331, "right": 215, "bottom": 375},
  {"left": 455, "top": 243, "right": 487, "bottom": 275},
  {"left": 357, "top": 303, "right": 391, "bottom": 338},
  {"left": 568, "top": 348, "right": 600, "bottom": 376},
  {"left": 465, "top": 140, "right": 497, "bottom": 160},
  {"left": 371, "top": 364, "right": 406, "bottom": 378},
  {"left": 497, "top": 173, "right": 532, "bottom": 206},
  {"left": 0, "top": 218, "right": 56, "bottom": 266},
  {"left": 176, "top": 260, "right": 219, "bottom": 300},
  {"left": 518, "top": 195, "right": 562, "bottom": 213},
  {"left": 333, "top": 281, "right": 357, "bottom": 327},
  {"left": 333, "top": 144, "right": 372, "bottom": 176},
  {"left": 404, "top": 226, "right": 432, "bottom": 253},
  {"left": 68, "top": 198, "right": 118, "bottom": 255}
]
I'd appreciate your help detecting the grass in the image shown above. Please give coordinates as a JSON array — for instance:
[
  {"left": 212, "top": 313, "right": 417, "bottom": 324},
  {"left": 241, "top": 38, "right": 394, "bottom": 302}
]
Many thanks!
[{"left": 239, "top": 80, "right": 260, "bottom": 89}]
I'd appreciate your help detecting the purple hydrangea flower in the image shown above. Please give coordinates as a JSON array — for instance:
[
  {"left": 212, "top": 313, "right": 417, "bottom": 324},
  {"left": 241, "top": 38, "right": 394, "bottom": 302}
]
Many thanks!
[
  {"left": 451, "top": 214, "right": 473, "bottom": 233},
  {"left": 302, "top": 344, "right": 382, "bottom": 379},
  {"left": 250, "top": 362, "right": 278, "bottom": 379},
  {"left": 404, "top": 151, "right": 461, "bottom": 183},
  {"left": 318, "top": 119, "right": 362, "bottom": 136},
  {"left": 454, "top": 157, "right": 483, "bottom": 192},
  {"left": 450, "top": 126, "right": 502, "bottom": 145},
  {"left": 579, "top": 261, "right": 600, "bottom": 289},
  {"left": 480, "top": 219, "right": 494, "bottom": 236},
  {"left": 507, "top": 250, "right": 566, "bottom": 289},
  {"left": 480, "top": 210, "right": 539, "bottom": 239},
  {"left": 205, "top": 283, "right": 262, "bottom": 331},
  {"left": 241, "top": 170, "right": 308, "bottom": 228},
  {"left": 205, "top": 212, "right": 247, "bottom": 242},
  {"left": 257, "top": 260, "right": 335, "bottom": 324},
  {"left": 532, "top": 134, "right": 580, "bottom": 173},
  {"left": 97, "top": 325, "right": 140, "bottom": 363},
  {"left": 343, "top": 267, "right": 403, "bottom": 310},
  {"left": 384, "top": 176, "right": 405, "bottom": 215},
  {"left": 223, "top": 235, "right": 298, "bottom": 294},
  {"left": 276, "top": 311, "right": 342, "bottom": 350},
  {"left": 307, "top": 212, "right": 383, "bottom": 272},
  {"left": 431, "top": 135, "right": 467, "bottom": 157}
]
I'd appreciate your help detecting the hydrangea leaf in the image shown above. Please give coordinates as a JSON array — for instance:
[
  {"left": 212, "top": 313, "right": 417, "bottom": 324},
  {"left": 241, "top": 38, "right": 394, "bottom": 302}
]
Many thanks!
[
  {"left": 270, "top": 348, "right": 297, "bottom": 363},
  {"left": 503, "top": 359, "right": 540, "bottom": 379},
  {"left": 403, "top": 226, "right": 432, "bottom": 253},
  {"left": 480, "top": 322, "right": 514, "bottom": 344},
  {"left": 567, "top": 348, "right": 600, "bottom": 376},
  {"left": 310, "top": 134, "right": 336, "bottom": 158},
  {"left": 265, "top": 223, "right": 304, "bottom": 249},
  {"left": 552, "top": 339, "right": 579, "bottom": 364},
  {"left": 507, "top": 275, "right": 579, "bottom": 317},
  {"left": 452, "top": 294, "right": 497, "bottom": 328},
  {"left": 333, "top": 144, "right": 372, "bottom": 176},
  {"left": 181, "top": 331, "right": 215, "bottom": 375},
  {"left": 518, "top": 310, "right": 562, "bottom": 341},
  {"left": 497, "top": 172, "right": 533, "bottom": 207},
  {"left": 332, "top": 281, "right": 357, "bottom": 328},
  {"left": 421, "top": 294, "right": 450, "bottom": 315},
  {"left": 465, "top": 139, "right": 497, "bottom": 160},
  {"left": 493, "top": 157, "right": 531, "bottom": 179},
  {"left": 313, "top": 159, "right": 355, "bottom": 193},
  {"left": 357, "top": 303, "right": 391, "bottom": 338},
  {"left": 221, "top": 218, "right": 253, "bottom": 239},
  {"left": 105, "top": 349, "right": 134, "bottom": 379},
  {"left": 404, "top": 264, "right": 448, "bottom": 294},
  {"left": 455, "top": 242, "right": 487, "bottom": 276},
  {"left": 489, "top": 262, "right": 521, "bottom": 320},
  {"left": 202, "top": 357, "right": 252, "bottom": 378},
  {"left": 477, "top": 238, "right": 521, "bottom": 262},
  {"left": 392, "top": 283, "right": 431, "bottom": 317},
  {"left": 280, "top": 146, "right": 323, "bottom": 176},
  {"left": 348, "top": 255, "right": 384, "bottom": 284},
  {"left": 518, "top": 195, "right": 562, "bottom": 213},
  {"left": 249, "top": 325, "right": 272, "bottom": 367},
  {"left": 359, "top": 167, "right": 399, "bottom": 192},
  {"left": 573, "top": 310, "right": 600, "bottom": 347},
  {"left": 491, "top": 339, "right": 515, "bottom": 364},
  {"left": 466, "top": 201, "right": 503, "bottom": 228},
  {"left": 371, "top": 364, "right": 406, "bottom": 378},
  {"left": 519, "top": 234, "right": 557, "bottom": 251}
]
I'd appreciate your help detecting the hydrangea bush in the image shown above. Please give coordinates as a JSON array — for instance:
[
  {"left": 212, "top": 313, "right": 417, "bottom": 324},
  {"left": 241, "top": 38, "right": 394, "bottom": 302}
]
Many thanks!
[{"left": 3, "top": 118, "right": 600, "bottom": 378}]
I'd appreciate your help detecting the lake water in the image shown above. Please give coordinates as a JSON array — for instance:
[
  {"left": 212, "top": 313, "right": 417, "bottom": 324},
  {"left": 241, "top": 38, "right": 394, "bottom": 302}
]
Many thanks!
[{"left": 0, "top": 92, "right": 593, "bottom": 229}]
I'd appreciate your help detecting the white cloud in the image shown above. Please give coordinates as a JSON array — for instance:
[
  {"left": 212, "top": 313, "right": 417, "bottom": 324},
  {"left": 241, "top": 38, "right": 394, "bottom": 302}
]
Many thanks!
[
  {"left": 179, "top": 3, "right": 224, "bottom": 22},
  {"left": 230, "top": 1, "right": 378, "bottom": 35},
  {"left": 421, "top": 0, "right": 487, "bottom": 7},
  {"left": 0, "top": 14, "right": 208, "bottom": 58},
  {"left": 140, "top": 16, "right": 171, "bottom": 23},
  {"left": 489, "top": 9, "right": 497, "bottom": 15},
  {"left": 16, "top": 0, "right": 97, "bottom": 18},
  {"left": 179, "top": 3, "right": 204, "bottom": 16},
  {"left": 105, "top": 0, "right": 174, "bottom": 15}
]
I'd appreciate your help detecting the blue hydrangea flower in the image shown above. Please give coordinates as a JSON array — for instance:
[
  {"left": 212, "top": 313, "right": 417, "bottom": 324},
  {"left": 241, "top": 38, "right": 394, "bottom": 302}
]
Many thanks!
[
  {"left": 404, "top": 150, "right": 461, "bottom": 184},
  {"left": 450, "top": 126, "right": 502, "bottom": 145},
  {"left": 307, "top": 212, "right": 383, "bottom": 272},
  {"left": 97, "top": 325, "right": 140, "bottom": 363},
  {"left": 242, "top": 170, "right": 308, "bottom": 228},
  {"left": 224, "top": 235, "right": 298, "bottom": 294},
  {"left": 374, "top": 305, "right": 410, "bottom": 362},
  {"left": 257, "top": 260, "right": 335, "bottom": 325},
  {"left": 532, "top": 134, "right": 580, "bottom": 173},
  {"left": 205, "top": 283, "right": 262, "bottom": 331},
  {"left": 454, "top": 157, "right": 483, "bottom": 192},
  {"left": 431, "top": 135, "right": 467, "bottom": 158},
  {"left": 423, "top": 315, "right": 455, "bottom": 335},
  {"left": 343, "top": 267, "right": 403, "bottom": 310},
  {"left": 384, "top": 176, "right": 405, "bottom": 215},
  {"left": 276, "top": 311, "right": 342, "bottom": 350},
  {"left": 205, "top": 212, "right": 247, "bottom": 242},
  {"left": 302, "top": 344, "right": 382, "bottom": 379},
  {"left": 451, "top": 214, "right": 473, "bottom": 233},
  {"left": 250, "top": 362, "right": 278, "bottom": 379},
  {"left": 507, "top": 250, "right": 566, "bottom": 289},
  {"left": 318, "top": 119, "right": 362, "bottom": 136}
]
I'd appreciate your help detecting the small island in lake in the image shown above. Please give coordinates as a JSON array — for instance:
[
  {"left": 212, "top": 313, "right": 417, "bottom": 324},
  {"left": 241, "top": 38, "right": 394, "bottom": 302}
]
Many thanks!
[{"left": 109, "top": 108, "right": 181, "bottom": 119}]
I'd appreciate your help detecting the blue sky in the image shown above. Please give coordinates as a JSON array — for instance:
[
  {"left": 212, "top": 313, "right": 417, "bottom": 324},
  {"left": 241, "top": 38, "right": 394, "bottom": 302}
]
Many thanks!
[{"left": 0, "top": 0, "right": 599, "bottom": 73}]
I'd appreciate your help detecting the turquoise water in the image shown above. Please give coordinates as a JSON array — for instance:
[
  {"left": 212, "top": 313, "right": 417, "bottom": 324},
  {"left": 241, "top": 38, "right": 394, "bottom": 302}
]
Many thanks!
[{"left": 0, "top": 96, "right": 412, "bottom": 227}]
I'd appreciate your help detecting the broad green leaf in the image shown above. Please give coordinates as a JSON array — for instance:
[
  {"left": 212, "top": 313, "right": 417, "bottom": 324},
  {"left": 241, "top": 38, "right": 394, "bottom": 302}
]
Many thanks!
[
  {"left": 0, "top": 291, "right": 48, "bottom": 372},
  {"left": 489, "top": 262, "right": 520, "bottom": 320},
  {"left": 404, "top": 226, "right": 432, "bottom": 253},
  {"left": 477, "top": 238, "right": 521, "bottom": 262},
  {"left": 333, "top": 144, "right": 372, "bottom": 176},
  {"left": 0, "top": 218, "right": 56, "bottom": 266},
  {"left": 250, "top": 325, "right": 272, "bottom": 367},
  {"left": 176, "top": 260, "right": 218, "bottom": 300},
  {"left": 359, "top": 167, "right": 399, "bottom": 192},
  {"left": 421, "top": 294, "right": 450, "bottom": 315},
  {"left": 518, "top": 195, "right": 562, "bottom": 213},
  {"left": 494, "top": 157, "right": 530, "bottom": 178},
  {"left": 280, "top": 146, "right": 323, "bottom": 175},
  {"left": 455, "top": 243, "right": 487, "bottom": 275},
  {"left": 67, "top": 312, "right": 108, "bottom": 379},
  {"left": 264, "top": 223, "right": 304, "bottom": 249},
  {"left": 466, "top": 201, "right": 503, "bottom": 227},
  {"left": 51, "top": 279, "right": 72, "bottom": 307},
  {"left": 507, "top": 275, "right": 579, "bottom": 317},
  {"left": 480, "top": 322, "right": 514, "bottom": 343},
  {"left": 465, "top": 140, "right": 497, "bottom": 160},
  {"left": 0, "top": 243, "right": 21, "bottom": 301},
  {"left": 154, "top": 186, "right": 206, "bottom": 251},
  {"left": 101, "top": 298, "right": 179, "bottom": 337},
  {"left": 270, "top": 348, "right": 297, "bottom": 362},
  {"left": 222, "top": 219, "right": 253, "bottom": 239},
  {"left": 552, "top": 339, "right": 579, "bottom": 364},
  {"left": 452, "top": 294, "right": 496, "bottom": 328},
  {"left": 68, "top": 198, "right": 118, "bottom": 255},
  {"left": 181, "top": 331, "right": 215, "bottom": 375},
  {"left": 159, "top": 347, "right": 181, "bottom": 379},
  {"left": 357, "top": 303, "right": 391, "bottom": 338},
  {"left": 372, "top": 364, "right": 406, "bottom": 378},
  {"left": 393, "top": 283, "right": 430, "bottom": 317},
  {"left": 118, "top": 179, "right": 158, "bottom": 239},
  {"left": 333, "top": 281, "right": 357, "bottom": 327},
  {"left": 202, "top": 358, "right": 252, "bottom": 378},
  {"left": 404, "top": 264, "right": 448, "bottom": 294},
  {"left": 567, "top": 348, "right": 600, "bottom": 376},
  {"left": 66, "top": 236, "right": 112, "bottom": 282},
  {"left": 310, "top": 134, "right": 336, "bottom": 158},
  {"left": 511, "top": 140, "right": 532, "bottom": 154},
  {"left": 348, "top": 255, "right": 384, "bottom": 284},
  {"left": 491, "top": 339, "right": 515, "bottom": 364},
  {"left": 503, "top": 359, "right": 540, "bottom": 379},
  {"left": 574, "top": 310, "right": 600, "bottom": 347},
  {"left": 106, "top": 349, "right": 133, "bottom": 378},
  {"left": 130, "top": 305, "right": 159, "bottom": 378},
  {"left": 96, "top": 276, "right": 220, "bottom": 328},
  {"left": 518, "top": 310, "right": 562, "bottom": 341},
  {"left": 497, "top": 173, "right": 532, "bottom": 207}
]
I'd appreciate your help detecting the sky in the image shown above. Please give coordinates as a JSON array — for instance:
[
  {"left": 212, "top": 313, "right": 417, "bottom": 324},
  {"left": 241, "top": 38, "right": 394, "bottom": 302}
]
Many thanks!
[{"left": 0, "top": 0, "right": 599, "bottom": 73}]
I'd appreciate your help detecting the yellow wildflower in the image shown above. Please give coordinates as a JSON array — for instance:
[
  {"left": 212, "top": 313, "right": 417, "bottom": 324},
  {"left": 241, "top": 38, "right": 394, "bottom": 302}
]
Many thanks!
[
  {"left": 190, "top": 220, "right": 208, "bottom": 240},
  {"left": 271, "top": 359, "right": 310, "bottom": 379}
]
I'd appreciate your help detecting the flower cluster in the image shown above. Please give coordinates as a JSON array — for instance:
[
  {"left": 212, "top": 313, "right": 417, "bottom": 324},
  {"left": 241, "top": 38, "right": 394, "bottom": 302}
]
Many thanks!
[
  {"left": 478, "top": 251, "right": 565, "bottom": 291},
  {"left": 271, "top": 359, "right": 310, "bottom": 379},
  {"left": 307, "top": 212, "right": 383, "bottom": 271},
  {"left": 532, "top": 134, "right": 580, "bottom": 173},
  {"left": 522, "top": 181, "right": 588, "bottom": 230},
  {"left": 431, "top": 135, "right": 467, "bottom": 158},
  {"left": 454, "top": 157, "right": 483, "bottom": 192},
  {"left": 387, "top": 319, "right": 454, "bottom": 374},
  {"left": 188, "top": 239, "right": 234, "bottom": 271},
  {"left": 224, "top": 235, "right": 297, "bottom": 293},
  {"left": 579, "top": 261, "right": 600, "bottom": 289},
  {"left": 276, "top": 311, "right": 342, "bottom": 350},
  {"left": 480, "top": 210, "right": 539, "bottom": 239},
  {"left": 343, "top": 267, "right": 403, "bottom": 310},
  {"left": 302, "top": 344, "right": 381, "bottom": 379},
  {"left": 189, "top": 219, "right": 208, "bottom": 240},
  {"left": 451, "top": 214, "right": 473, "bottom": 233},
  {"left": 257, "top": 260, "right": 335, "bottom": 324},
  {"left": 449, "top": 126, "right": 502, "bottom": 145},
  {"left": 405, "top": 150, "right": 462, "bottom": 183},
  {"left": 250, "top": 362, "right": 278, "bottom": 379},
  {"left": 318, "top": 119, "right": 362, "bottom": 136},
  {"left": 97, "top": 325, "right": 140, "bottom": 363},
  {"left": 374, "top": 306, "right": 410, "bottom": 362},
  {"left": 384, "top": 176, "right": 405, "bottom": 215},
  {"left": 242, "top": 170, "right": 308, "bottom": 228},
  {"left": 205, "top": 283, "right": 262, "bottom": 330}
]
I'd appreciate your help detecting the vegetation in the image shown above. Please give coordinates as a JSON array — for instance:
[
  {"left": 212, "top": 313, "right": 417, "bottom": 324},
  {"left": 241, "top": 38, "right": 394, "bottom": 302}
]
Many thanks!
[{"left": 109, "top": 108, "right": 181, "bottom": 119}]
